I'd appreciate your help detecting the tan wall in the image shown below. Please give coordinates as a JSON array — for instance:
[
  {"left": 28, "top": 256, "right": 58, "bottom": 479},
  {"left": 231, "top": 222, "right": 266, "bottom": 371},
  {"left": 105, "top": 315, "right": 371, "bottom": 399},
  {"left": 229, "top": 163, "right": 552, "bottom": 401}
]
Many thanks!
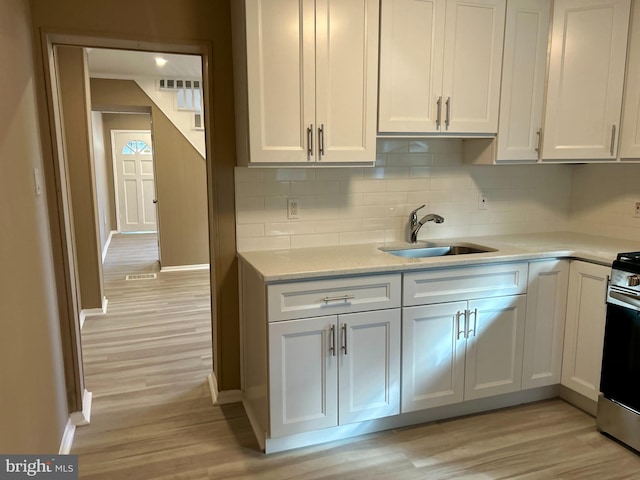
[
  {"left": 91, "top": 111, "right": 111, "bottom": 251},
  {"left": 92, "top": 79, "right": 208, "bottom": 267},
  {"left": 56, "top": 46, "right": 104, "bottom": 310},
  {"left": 30, "top": 0, "right": 240, "bottom": 390},
  {"left": 101, "top": 112, "right": 152, "bottom": 231},
  {"left": 0, "top": 0, "right": 68, "bottom": 452}
]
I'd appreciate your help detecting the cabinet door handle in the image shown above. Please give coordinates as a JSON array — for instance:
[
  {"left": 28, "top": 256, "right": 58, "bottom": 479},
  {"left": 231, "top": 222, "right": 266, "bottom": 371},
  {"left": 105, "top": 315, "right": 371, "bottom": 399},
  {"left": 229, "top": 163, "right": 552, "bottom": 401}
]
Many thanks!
[
  {"left": 307, "top": 123, "right": 314, "bottom": 159},
  {"left": 322, "top": 294, "right": 354, "bottom": 303},
  {"left": 329, "top": 325, "right": 336, "bottom": 357},
  {"left": 467, "top": 308, "right": 477, "bottom": 337},
  {"left": 436, "top": 96, "right": 442, "bottom": 129},
  {"left": 456, "top": 311, "right": 465, "bottom": 340},
  {"left": 341, "top": 323, "right": 347, "bottom": 355},
  {"left": 445, "top": 97, "right": 451, "bottom": 130},
  {"left": 610, "top": 124, "right": 617, "bottom": 156},
  {"left": 318, "top": 124, "right": 325, "bottom": 159},
  {"left": 535, "top": 128, "right": 542, "bottom": 156}
]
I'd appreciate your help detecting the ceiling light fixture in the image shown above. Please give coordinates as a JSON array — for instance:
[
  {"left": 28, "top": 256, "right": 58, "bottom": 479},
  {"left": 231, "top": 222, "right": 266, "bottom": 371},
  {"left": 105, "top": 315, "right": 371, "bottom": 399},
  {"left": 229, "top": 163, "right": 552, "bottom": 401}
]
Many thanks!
[{"left": 155, "top": 56, "right": 168, "bottom": 67}]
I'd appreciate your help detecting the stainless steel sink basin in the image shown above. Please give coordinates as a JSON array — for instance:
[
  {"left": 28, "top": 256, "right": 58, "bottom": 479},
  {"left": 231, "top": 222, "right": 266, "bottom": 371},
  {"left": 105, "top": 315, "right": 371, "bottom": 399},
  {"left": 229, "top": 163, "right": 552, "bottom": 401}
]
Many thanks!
[{"left": 379, "top": 243, "right": 497, "bottom": 258}]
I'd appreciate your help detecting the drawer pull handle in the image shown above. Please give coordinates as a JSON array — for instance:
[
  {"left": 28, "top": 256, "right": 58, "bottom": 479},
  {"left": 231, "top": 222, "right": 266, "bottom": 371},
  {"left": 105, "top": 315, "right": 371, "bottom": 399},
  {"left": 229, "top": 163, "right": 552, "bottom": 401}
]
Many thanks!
[
  {"left": 456, "top": 311, "right": 465, "bottom": 340},
  {"left": 322, "top": 294, "right": 355, "bottom": 303},
  {"left": 467, "top": 308, "right": 478, "bottom": 338}
]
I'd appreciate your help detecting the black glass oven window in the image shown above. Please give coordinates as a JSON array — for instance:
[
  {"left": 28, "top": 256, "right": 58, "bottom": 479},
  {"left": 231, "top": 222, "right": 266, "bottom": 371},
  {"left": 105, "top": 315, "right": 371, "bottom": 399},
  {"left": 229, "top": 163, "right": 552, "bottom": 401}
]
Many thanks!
[{"left": 601, "top": 303, "right": 640, "bottom": 412}]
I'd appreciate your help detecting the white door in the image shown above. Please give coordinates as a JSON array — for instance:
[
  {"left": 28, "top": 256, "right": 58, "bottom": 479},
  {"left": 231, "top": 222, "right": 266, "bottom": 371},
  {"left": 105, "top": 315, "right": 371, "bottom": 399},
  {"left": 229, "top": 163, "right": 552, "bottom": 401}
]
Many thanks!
[
  {"left": 268, "top": 316, "right": 338, "bottom": 438},
  {"left": 402, "top": 302, "right": 466, "bottom": 412},
  {"left": 619, "top": 0, "right": 640, "bottom": 159},
  {"left": 497, "top": 0, "right": 550, "bottom": 162},
  {"left": 338, "top": 309, "right": 400, "bottom": 425},
  {"left": 464, "top": 295, "right": 526, "bottom": 400},
  {"left": 112, "top": 131, "right": 157, "bottom": 233},
  {"left": 561, "top": 261, "right": 609, "bottom": 401},
  {"left": 441, "top": 0, "right": 506, "bottom": 133},
  {"left": 542, "top": 0, "right": 630, "bottom": 160}
]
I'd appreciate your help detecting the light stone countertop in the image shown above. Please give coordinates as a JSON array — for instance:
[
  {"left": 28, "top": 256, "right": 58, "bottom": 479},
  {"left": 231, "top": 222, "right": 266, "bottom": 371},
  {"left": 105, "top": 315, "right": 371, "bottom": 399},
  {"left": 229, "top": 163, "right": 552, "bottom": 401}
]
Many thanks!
[{"left": 237, "top": 231, "right": 640, "bottom": 283}]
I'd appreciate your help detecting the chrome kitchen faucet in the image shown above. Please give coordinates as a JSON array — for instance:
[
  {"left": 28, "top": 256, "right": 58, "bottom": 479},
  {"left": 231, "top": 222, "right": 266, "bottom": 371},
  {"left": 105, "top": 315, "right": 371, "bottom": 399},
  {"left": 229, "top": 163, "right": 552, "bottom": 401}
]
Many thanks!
[{"left": 409, "top": 205, "right": 444, "bottom": 243}]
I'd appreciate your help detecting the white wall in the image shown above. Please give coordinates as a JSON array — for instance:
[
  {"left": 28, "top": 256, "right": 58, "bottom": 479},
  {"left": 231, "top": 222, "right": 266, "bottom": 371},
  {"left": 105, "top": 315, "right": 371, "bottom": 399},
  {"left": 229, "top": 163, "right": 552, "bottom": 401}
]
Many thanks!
[
  {"left": 570, "top": 164, "right": 640, "bottom": 241},
  {"left": 235, "top": 139, "right": 573, "bottom": 251},
  {"left": 91, "top": 111, "right": 113, "bottom": 253}
]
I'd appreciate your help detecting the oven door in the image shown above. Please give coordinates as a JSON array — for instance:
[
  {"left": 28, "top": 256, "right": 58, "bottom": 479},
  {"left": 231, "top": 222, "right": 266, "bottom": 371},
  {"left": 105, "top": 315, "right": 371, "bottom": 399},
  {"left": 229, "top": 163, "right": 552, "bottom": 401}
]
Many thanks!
[{"left": 600, "top": 302, "right": 640, "bottom": 412}]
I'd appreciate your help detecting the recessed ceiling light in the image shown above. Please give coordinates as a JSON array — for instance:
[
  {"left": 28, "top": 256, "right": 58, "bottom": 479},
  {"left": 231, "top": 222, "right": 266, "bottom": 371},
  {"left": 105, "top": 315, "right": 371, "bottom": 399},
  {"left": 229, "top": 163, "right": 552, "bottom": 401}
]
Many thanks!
[{"left": 155, "top": 56, "right": 168, "bottom": 67}]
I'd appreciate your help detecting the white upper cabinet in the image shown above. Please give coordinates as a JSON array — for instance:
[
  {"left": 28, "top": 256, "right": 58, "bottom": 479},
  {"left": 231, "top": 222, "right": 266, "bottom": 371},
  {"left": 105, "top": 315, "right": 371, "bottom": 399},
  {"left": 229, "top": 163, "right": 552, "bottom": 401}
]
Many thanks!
[
  {"left": 496, "top": 0, "right": 550, "bottom": 162},
  {"left": 378, "top": 0, "right": 506, "bottom": 135},
  {"left": 542, "top": 0, "right": 631, "bottom": 161},
  {"left": 619, "top": 1, "right": 640, "bottom": 160},
  {"left": 237, "top": 0, "right": 379, "bottom": 165}
]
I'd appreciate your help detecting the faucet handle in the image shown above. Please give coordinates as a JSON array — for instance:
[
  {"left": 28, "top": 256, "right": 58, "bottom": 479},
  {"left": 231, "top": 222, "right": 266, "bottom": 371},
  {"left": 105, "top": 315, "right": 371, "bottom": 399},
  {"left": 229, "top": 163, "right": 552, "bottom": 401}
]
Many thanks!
[{"left": 410, "top": 204, "right": 426, "bottom": 220}]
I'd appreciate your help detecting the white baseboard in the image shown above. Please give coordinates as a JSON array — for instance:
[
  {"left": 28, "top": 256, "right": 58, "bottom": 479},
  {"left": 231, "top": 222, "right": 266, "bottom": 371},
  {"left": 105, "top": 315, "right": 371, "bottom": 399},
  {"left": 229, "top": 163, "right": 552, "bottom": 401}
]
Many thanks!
[
  {"left": 80, "top": 297, "right": 108, "bottom": 330},
  {"left": 102, "top": 230, "right": 117, "bottom": 264},
  {"left": 161, "top": 263, "right": 210, "bottom": 273},
  {"left": 208, "top": 372, "right": 242, "bottom": 405},
  {"left": 59, "top": 418, "right": 76, "bottom": 455},
  {"left": 70, "top": 389, "right": 93, "bottom": 426}
]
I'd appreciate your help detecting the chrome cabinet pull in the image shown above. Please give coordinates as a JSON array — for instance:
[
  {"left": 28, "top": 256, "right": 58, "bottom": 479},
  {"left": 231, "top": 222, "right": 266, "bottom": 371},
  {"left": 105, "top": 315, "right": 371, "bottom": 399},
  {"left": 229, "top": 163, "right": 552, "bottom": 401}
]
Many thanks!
[
  {"left": 467, "top": 308, "right": 478, "bottom": 337},
  {"left": 341, "top": 324, "right": 347, "bottom": 355},
  {"left": 445, "top": 97, "right": 451, "bottom": 129},
  {"left": 322, "top": 294, "right": 354, "bottom": 303},
  {"left": 436, "top": 96, "right": 442, "bottom": 129},
  {"left": 456, "top": 311, "right": 465, "bottom": 340},
  {"left": 329, "top": 325, "right": 336, "bottom": 356},
  {"left": 535, "top": 128, "right": 542, "bottom": 155},
  {"left": 610, "top": 124, "right": 617, "bottom": 156},
  {"left": 307, "top": 124, "right": 313, "bottom": 159},
  {"left": 318, "top": 124, "right": 325, "bottom": 158}
]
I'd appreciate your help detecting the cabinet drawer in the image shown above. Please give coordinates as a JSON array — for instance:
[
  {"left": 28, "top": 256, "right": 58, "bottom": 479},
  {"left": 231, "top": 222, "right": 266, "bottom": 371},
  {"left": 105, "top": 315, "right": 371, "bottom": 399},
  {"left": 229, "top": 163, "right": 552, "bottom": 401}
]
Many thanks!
[
  {"left": 404, "top": 263, "right": 528, "bottom": 306},
  {"left": 268, "top": 274, "right": 401, "bottom": 322}
]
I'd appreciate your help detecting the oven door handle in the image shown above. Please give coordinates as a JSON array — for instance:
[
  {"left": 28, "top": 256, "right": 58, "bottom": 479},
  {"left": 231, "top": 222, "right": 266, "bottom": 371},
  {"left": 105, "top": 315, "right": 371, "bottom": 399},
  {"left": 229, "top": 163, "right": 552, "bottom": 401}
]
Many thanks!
[{"left": 609, "top": 290, "right": 640, "bottom": 310}]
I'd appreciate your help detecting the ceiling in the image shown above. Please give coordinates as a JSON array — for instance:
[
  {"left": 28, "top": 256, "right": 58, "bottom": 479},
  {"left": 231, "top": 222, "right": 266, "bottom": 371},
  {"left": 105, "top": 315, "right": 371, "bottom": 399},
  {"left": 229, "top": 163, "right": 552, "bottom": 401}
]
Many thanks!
[{"left": 86, "top": 48, "right": 202, "bottom": 80}]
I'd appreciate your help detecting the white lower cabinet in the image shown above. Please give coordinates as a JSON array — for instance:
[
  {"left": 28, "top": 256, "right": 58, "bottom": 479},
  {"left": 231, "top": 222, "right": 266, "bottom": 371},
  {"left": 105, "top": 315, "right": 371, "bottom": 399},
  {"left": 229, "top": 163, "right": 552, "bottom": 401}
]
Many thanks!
[
  {"left": 522, "top": 260, "right": 569, "bottom": 389},
  {"left": 402, "top": 295, "right": 527, "bottom": 412},
  {"left": 269, "top": 309, "right": 401, "bottom": 438},
  {"left": 561, "top": 261, "right": 610, "bottom": 401}
]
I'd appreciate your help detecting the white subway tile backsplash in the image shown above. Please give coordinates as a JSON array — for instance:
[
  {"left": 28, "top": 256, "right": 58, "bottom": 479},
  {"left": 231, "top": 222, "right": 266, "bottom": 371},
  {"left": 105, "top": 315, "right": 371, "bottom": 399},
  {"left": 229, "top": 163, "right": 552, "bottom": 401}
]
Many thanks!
[{"left": 233, "top": 139, "right": 624, "bottom": 252}]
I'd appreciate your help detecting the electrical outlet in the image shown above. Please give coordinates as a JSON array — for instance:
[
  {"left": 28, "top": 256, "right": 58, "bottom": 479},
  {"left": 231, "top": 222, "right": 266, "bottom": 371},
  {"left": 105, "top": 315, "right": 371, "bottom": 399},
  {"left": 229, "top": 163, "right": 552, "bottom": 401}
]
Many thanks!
[
  {"left": 287, "top": 198, "right": 300, "bottom": 219},
  {"left": 635, "top": 201, "right": 640, "bottom": 217},
  {"left": 478, "top": 194, "right": 488, "bottom": 210}
]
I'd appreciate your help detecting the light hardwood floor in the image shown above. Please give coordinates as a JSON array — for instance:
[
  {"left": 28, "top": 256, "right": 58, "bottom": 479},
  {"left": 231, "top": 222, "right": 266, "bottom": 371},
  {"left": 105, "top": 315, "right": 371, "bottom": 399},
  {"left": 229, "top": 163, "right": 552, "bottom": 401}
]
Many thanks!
[{"left": 73, "top": 234, "right": 640, "bottom": 479}]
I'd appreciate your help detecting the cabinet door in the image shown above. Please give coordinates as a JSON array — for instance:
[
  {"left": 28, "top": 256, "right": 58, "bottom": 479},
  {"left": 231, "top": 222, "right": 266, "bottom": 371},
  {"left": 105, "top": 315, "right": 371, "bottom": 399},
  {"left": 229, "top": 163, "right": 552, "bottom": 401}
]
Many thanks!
[
  {"left": 269, "top": 316, "right": 338, "bottom": 437},
  {"left": 464, "top": 295, "right": 526, "bottom": 400},
  {"left": 378, "top": 0, "right": 446, "bottom": 133},
  {"left": 245, "top": 0, "right": 315, "bottom": 163},
  {"left": 497, "top": 0, "right": 550, "bottom": 162},
  {"left": 619, "top": 0, "right": 640, "bottom": 159},
  {"left": 402, "top": 302, "right": 466, "bottom": 412},
  {"left": 542, "top": 0, "right": 630, "bottom": 160},
  {"left": 522, "top": 260, "right": 569, "bottom": 389},
  {"left": 441, "top": 0, "right": 506, "bottom": 133},
  {"left": 561, "top": 261, "right": 609, "bottom": 401},
  {"left": 315, "top": 0, "right": 379, "bottom": 163},
  {"left": 338, "top": 309, "right": 401, "bottom": 424}
]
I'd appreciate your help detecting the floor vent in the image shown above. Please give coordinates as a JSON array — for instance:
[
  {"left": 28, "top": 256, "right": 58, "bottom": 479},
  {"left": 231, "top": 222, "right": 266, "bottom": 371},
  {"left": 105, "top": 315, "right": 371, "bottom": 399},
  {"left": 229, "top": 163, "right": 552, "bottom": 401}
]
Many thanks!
[{"left": 125, "top": 273, "right": 158, "bottom": 281}]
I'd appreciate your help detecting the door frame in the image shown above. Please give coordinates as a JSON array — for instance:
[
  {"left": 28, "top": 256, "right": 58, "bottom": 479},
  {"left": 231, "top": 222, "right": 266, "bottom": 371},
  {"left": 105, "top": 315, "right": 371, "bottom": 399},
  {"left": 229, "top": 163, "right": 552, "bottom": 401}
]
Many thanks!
[
  {"left": 110, "top": 129, "right": 158, "bottom": 234},
  {"left": 36, "top": 31, "right": 218, "bottom": 415}
]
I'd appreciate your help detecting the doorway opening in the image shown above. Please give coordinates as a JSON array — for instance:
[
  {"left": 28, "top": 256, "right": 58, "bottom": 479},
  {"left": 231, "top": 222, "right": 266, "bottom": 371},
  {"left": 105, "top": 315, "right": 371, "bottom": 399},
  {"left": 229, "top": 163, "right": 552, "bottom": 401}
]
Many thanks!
[{"left": 48, "top": 40, "right": 215, "bottom": 421}]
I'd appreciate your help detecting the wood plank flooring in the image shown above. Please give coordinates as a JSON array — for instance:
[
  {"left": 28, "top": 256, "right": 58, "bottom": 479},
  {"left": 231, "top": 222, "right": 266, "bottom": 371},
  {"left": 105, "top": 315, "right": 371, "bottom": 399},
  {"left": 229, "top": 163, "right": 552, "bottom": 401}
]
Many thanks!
[{"left": 73, "top": 234, "right": 640, "bottom": 479}]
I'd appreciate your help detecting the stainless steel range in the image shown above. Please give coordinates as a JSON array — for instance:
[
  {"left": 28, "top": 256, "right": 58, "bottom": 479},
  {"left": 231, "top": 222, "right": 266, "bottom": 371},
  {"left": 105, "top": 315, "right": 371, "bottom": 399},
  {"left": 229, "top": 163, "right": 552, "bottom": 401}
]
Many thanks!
[{"left": 597, "top": 251, "right": 640, "bottom": 452}]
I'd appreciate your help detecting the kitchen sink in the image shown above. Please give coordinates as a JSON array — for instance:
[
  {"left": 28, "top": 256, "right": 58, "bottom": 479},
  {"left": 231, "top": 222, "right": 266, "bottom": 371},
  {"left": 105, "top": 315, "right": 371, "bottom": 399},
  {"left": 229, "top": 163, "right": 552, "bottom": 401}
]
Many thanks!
[{"left": 379, "top": 243, "right": 497, "bottom": 258}]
